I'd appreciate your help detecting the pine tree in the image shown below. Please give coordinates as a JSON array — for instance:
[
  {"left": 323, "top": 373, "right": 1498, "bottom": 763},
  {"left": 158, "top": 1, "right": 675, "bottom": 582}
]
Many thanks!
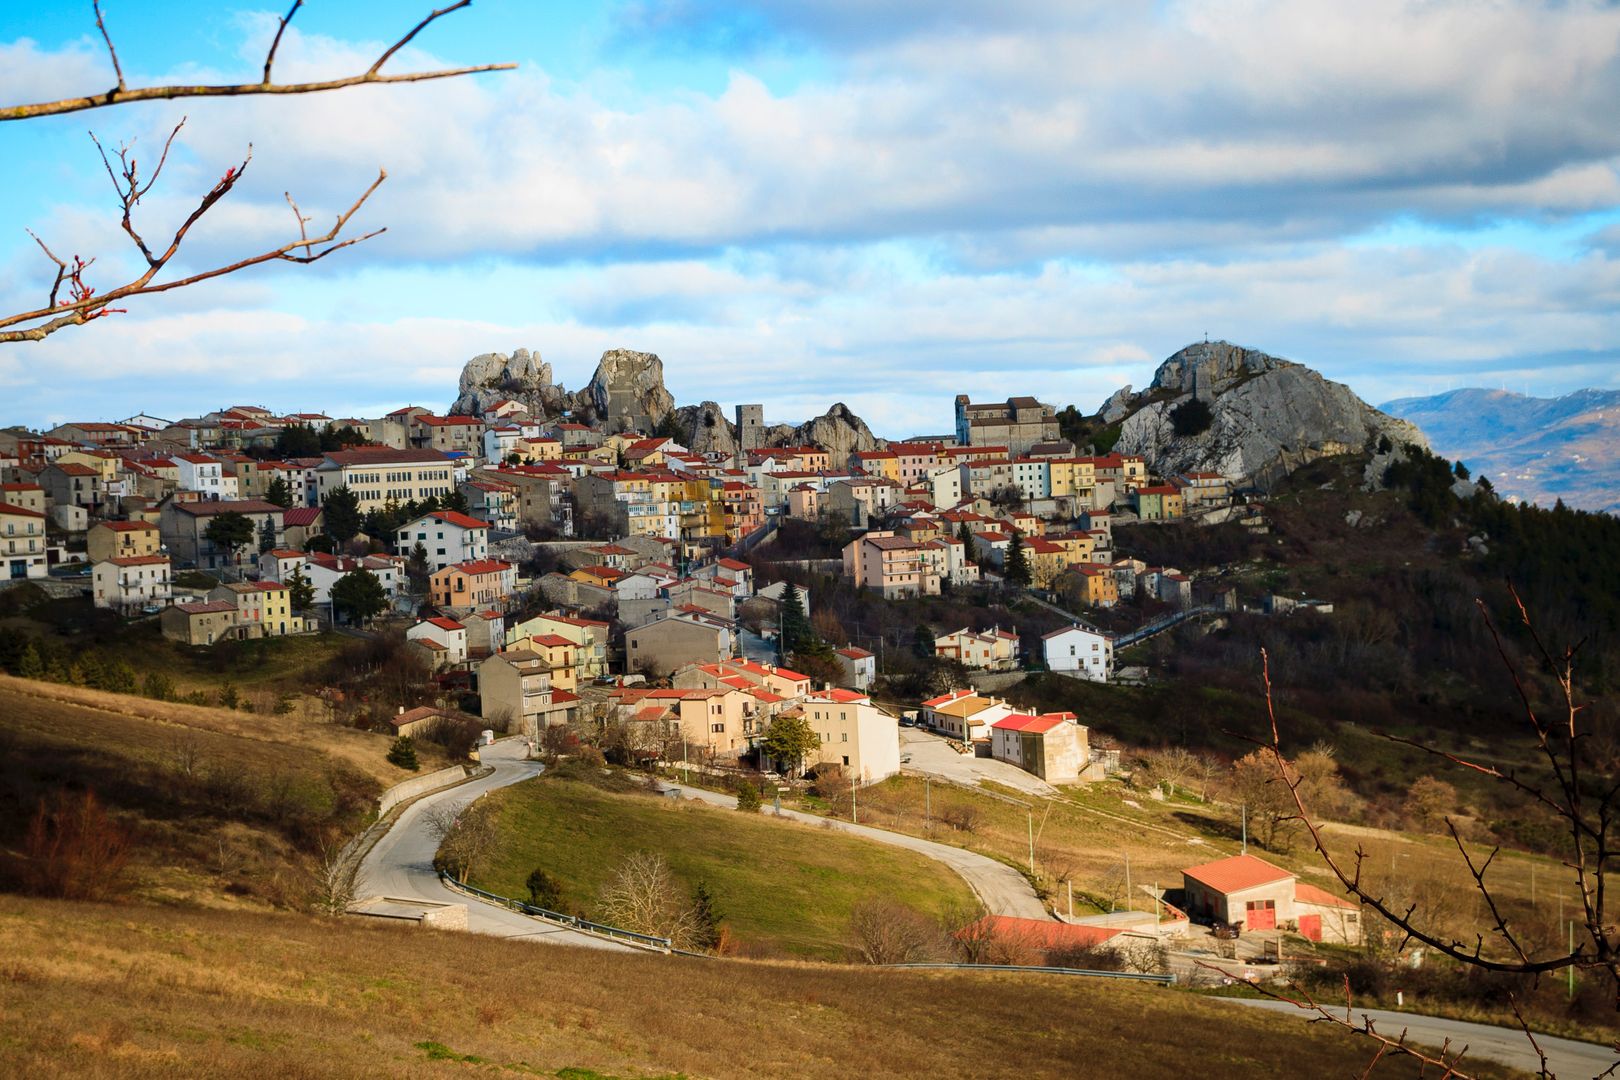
[
  {"left": 779, "top": 580, "right": 810, "bottom": 658},
  {"left": 690, "top": 880, "right": 723, "bottom": 951},
  {"left": 286, "top": 566, "right": 315, "bottom": 613},
  {"left": 17, "top": 641, "right": 44, "bottom": 680},
  {"left": 956, "top": 519, "right": 977, "bottom": 564},
  {"left": 264, "top": 476, "right": 294, "bottom": 508},
  {"left": 258, "top": 516, "right": 276, "bottom": 553},
  {"left": 1003, "top": 531, "right": 1032, "bottom": 588},
  {"left": 387, "top": 736, "right": 419, "bottom": 771},
  {"left": 322, "top": 484, "right": 362, "bottom": 544}
]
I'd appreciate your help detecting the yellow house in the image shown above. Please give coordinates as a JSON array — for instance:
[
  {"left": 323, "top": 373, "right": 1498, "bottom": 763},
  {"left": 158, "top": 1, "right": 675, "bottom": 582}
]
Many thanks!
[
  {"left": 506, "top": 633, "right": 578, "bottom": 692},
  {"left": 208, "top": 581, "right": 296, "bottom": 636},
  {"left": 87, "top": 520, "right": 162, "bottom": 564},
  {"left": 507, "top": 612, "right": 611, "bottom": 681}
]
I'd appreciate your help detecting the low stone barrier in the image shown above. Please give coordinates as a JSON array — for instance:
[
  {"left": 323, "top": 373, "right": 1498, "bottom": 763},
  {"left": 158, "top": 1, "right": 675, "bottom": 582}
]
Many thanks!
[{"left": 377, "top": 764, "right": 477, "bottom": 816}]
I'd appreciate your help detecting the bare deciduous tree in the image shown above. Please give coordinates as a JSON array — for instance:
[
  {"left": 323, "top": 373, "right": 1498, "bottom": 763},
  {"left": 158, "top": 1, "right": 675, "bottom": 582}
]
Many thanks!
[
  {"left": 1, "top": 2, "right": 512, "bottom": 345},
  {"left": 1246, "top": 589, "right": 1620, "bottom": 1077},
  {"left": 597, "top": 851, "right": 700, "bottom": 948},
  {"left": 846, "top": 898, "right": 944, "bottom": 965},
  {"left": 423, "top": 800, "right": 497, "bottom": 884},
  {"left": 307, "top": 833, "right": 362, "bottom": 916}
]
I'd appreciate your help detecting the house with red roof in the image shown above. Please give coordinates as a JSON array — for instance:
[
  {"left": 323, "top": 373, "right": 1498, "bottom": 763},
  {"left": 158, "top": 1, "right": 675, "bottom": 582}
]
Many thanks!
[
  {"left": 92, "top": 555, "right": 172, "bottom": 613},
  {"left": 407, "top": 616, "right": 468, "bottom": 668},
  {"left": 1181, "top": 854, "right": 1361, "bottom": 944},
  {"left": 0, "top": 500, "right": 49, "bottom": 580},
  {"left": 934, "top": 626, "right": 1021, "bottom": 672},
  {"left": 396, "top": 510, "right": 490, "bottom": 571},
  {"left": 431, "top": 560, "right": 515, "bottom": 612},
  {"left": 800, "top": 689, "right": 900, "bottom": 782},
  {"left": 86, "top": 519, "right": 161, "bottom": 564},
  {"left": 834, "top": 646, "right": 875, "bottom": 692},
  {"left": 989, "top": 711, "right": 1089, "bottom": 784}
]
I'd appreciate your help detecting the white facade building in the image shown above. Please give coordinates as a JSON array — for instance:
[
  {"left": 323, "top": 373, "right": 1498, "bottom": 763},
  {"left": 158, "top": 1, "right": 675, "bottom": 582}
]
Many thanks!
[{"left": 1042, "top": 624, "right": 1113, "bottom": 682}]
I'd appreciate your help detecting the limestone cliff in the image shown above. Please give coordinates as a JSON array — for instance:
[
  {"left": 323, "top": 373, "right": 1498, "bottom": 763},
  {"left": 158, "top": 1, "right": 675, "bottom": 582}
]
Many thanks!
[
  {"left": 450, "top": 348, "right": 567, "bottom": 418},
  {"left": 1107, "top": 341, "right": 1427, "bottom": 489},
  {"left": 670, "top": 402, "right": 739, "bottom": 457},
  {"left": 764, "top": 403, "right": 886, "bottom": 469},
  {"left": 582, "top": 349, "right": 676, "bottom": 434}
]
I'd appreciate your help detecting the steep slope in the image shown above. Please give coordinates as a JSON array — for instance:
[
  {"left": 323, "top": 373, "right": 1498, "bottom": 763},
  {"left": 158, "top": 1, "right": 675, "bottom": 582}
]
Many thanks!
[
  {"left": 1108, "top": 342, "right": 1426, "bottom": 489},
  {"left": 1381, "top": 387, "right": 1620, "bottom": 513}
]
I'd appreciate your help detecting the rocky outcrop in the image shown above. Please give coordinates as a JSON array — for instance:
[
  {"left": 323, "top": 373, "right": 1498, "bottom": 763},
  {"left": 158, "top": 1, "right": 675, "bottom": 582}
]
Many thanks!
[
  {"left": 450, "top": 348, "right": 568, "bottom": 418},
  {"left": 1107, "top": 341, "right": 1427, "bottom": 490},
  {"left": 1099, "top": 385, "right": 1135, "bottom": 424},
  {"left": 670, "top": 402, "right": 739, "bottom": 457},
  {"left": 765, "top": 402, "right": 885, "bottom": 469},
  {"left": 584, "top": 349, "right": 675, "bottom": 434}
]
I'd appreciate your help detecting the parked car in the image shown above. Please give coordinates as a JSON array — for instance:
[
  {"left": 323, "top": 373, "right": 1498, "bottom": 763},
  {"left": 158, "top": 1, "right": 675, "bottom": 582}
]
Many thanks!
[{"left": 1212, "top": 922, "right": 1241, "bottom": 940}]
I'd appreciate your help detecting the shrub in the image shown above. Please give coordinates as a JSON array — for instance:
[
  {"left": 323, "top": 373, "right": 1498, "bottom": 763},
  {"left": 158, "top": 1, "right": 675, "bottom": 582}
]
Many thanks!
[
  {"left": 939, "top": 802, "right": 982, "bottom": 833},
  {"left": 525, "top": 867, "right": 567, "bottom": 912},
  {"left": 734, "top": 779, "right": 762, "bottom": 813},
  {"left": 846, "top": 899, "right": 942, "bottom": 965},
  {"left": 387, "top": 736, "right": 420, "bottom": 771},
  {"left": 21, "top": 790, "right": 131, "bottom": 901}
]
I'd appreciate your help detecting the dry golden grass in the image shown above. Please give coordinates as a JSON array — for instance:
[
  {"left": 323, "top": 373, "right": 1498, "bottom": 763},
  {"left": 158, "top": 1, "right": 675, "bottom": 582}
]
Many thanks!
[
  {"left": 0, "top": 677, "right": 386, "bottom": 908},
  {"left": 0, "top": 674, "right": 405, "bottom": 786},
  {"left": 0, "top": 895, "right": 1521, "bottom": 1079}
]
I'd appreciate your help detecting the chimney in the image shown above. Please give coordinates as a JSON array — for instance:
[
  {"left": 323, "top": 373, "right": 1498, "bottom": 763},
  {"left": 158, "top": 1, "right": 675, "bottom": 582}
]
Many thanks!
[{"left": 397, "top": 705, "right": 404, "bottom": 715}]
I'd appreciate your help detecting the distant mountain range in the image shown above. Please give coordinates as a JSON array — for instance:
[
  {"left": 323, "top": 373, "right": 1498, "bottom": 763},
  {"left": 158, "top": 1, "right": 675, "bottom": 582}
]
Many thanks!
[{"left": 1380, "top": 388, "right": 1620, "bottom": 514}]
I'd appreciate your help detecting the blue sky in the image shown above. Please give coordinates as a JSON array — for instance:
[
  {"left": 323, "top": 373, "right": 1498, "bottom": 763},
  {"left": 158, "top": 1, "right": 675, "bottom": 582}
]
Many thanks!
[{"left": 2, "top": 0, "right": 1618, "bottom": 433}]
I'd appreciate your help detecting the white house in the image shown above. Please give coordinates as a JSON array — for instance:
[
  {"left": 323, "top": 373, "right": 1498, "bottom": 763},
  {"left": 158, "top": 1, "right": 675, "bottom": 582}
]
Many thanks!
[
  {"left": 801, "top": 690, "right": 901, "bottom": 783},
  {"left": 175, "top": 454, "right": 227, "bottom": 498},
  {"left": 91, "top": 555, "right": 172, "bottom": 612},
  {"left": 396, "top": 510, "right": 490, "bottom": 572},
  {"left": 1042, "top": 624, "right": 1114, "bottom": 682},
  {"left": 260, "top": 549, "right": 403, "bottom": 608},
  {"left": 407, "top": 616, "right": 468, "bottom": 667},
  {"left": 834, "top": 647, "right": 876, "bottom": 691}
]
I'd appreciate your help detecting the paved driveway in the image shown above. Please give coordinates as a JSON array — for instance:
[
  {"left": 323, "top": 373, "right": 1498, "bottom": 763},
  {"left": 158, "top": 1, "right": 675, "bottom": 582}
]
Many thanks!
[
  {"left": 1228, "top": 998, "right": 1616, "bottom": 1078},
  {"left": 673, "top": 783, "right": 1051, "bottom": 921},
  {"left": 357, "top": 740, "right": 630, "bottom": 950},
  {"left": 899, "top": 726, "right": 1058, "bottom": 798}
]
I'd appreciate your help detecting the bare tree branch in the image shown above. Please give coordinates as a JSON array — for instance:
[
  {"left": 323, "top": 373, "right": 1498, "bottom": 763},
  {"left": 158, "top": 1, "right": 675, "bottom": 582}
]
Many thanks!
[
  {"left": 1193, "top": 961, "right": 1478, "bottom": 1079},
  {"left": 92, "top": 1, "right": 126, "bottom": 92},
  {"left": 263, "top": 1, "right": 306, "bottom": 85},
  {"left": 2, "top": 140, "right": 387, "bottom": 344},
  {"left": 0, "top": 2, "right": 514, "bottom": 122}
]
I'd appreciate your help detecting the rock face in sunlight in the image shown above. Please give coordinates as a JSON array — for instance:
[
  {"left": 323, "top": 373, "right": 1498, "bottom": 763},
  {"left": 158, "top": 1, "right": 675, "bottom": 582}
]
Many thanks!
[
  {"left": 670, "top": 402, "right": 739, "bottom": 457},
  {"left": 1107, "top": 341, "right": 1428, "bottom": 490},
  {"left": 583, "top": 349, "right": 676, "bottom": 434},
  {"left": 450, "top": 347, "right": 567, "bottom": 418},
  {"left": 765, "top": 402, "right": 886, "bottom": 469}
]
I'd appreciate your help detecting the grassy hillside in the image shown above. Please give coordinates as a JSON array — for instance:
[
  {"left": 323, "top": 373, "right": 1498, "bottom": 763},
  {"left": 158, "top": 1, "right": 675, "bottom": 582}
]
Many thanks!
[
  {"left": 0, "top": 675, "right": 395, "bottom": 908},
  {"left": 474, "top": 772, "right": 975, "bottom": 960},
  {"left": 0, "top": 894, "right": 1517, "bottom": 1080}
]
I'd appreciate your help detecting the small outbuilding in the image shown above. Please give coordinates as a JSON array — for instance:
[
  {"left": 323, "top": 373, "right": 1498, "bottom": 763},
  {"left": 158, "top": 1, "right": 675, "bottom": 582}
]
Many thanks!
[{"left": 1181, "top": 854, "right": 1361, "bottom": 944}]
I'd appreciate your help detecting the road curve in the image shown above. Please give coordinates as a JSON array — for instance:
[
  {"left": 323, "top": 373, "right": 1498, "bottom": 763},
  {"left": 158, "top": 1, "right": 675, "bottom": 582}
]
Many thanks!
[
  {"left": 357, "top": 740, "right": 630, "bottom": 950},
  {"left": 1227, "top": 998, "right": 1616, "bottom": 1078},
  {"left": 672, "top": 783, "right": 1051, "bottom": 921}
]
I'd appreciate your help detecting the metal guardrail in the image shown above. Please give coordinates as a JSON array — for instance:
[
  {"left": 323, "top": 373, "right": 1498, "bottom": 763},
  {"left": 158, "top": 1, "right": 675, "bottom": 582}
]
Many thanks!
[
  {"left": 885, "top": 962, "right": 1175, "bottom": 984},
  {"left": 1115, "top": 605, "right": 1220, "bottom": 649},
  {"left": 438, "top": 873, "right": 674, "bottom": 952}
]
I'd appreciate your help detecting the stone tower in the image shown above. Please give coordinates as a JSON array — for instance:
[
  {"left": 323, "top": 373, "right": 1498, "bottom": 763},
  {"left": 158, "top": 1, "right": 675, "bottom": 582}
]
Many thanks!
[{"left": 735, "top": 404, "right": 764, "bottom": 453}]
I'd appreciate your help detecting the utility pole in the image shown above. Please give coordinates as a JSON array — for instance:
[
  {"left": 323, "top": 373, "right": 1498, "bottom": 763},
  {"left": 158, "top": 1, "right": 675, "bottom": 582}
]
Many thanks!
[
  {"left": 1125, "top": 853, "right": 1132, "bottom": 912},
  {"left": 1027, "top": 811, "right": 1035, "bottom": 876},
  {"left": 1241, "top": 804, "right": 1247, "bottom": 855},
  {"left": 924, "top": 776, "right": 931, "bottom": 829},
  {"left": 852, "top": 780, "right": 858, "bottom": 825}
]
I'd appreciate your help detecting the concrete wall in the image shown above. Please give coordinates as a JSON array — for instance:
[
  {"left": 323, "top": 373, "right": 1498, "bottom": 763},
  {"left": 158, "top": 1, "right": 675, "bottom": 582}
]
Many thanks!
[{"left": 377, "top": 764, "right": 476, "bottom": 816}]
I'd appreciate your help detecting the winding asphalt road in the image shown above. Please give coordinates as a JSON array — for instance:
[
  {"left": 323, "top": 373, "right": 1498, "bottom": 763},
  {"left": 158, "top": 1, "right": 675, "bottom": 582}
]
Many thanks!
[
  {"left": 671, "top": 782, "right": 1052, "bottom": 920},
  {"left": 357, "top": 740, "right": 630, "bottom": 950},
  {"left": 1228, "top": 998, "right": 1616, "bottom": 1078}
]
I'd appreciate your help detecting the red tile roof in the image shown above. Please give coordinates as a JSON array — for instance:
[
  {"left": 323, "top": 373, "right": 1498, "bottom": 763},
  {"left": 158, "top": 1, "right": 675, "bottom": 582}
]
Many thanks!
[
  {"left": 424, "top": 617, "right": 466, "bottom": 632},
  {"left": 444, "top": 559, "right": 512, "bottom": 576},
  {"left": 106, "top": 555, "right": 169, "bottom": 567},
  {"left": 1294, "top": 882, "right": 1358, "bottom": 910},
  {"left": 1183, "top": 855, "right": 1293, "bottom": 895},
  {"left": 835, "top": 647, "right": 873, "bottom": 659},
  {"left": 174, "top": 499, "right": 282, "bottom": 517},
  {"left": 417, "top": 510, "right": 489, "bottom": 531},
  {"left": 991, "top": 713, "right": 1069, "bottom": 735},
  {"left": 322, "top": 447, "right": 449, "bottom": 466},
  {"left": 0, "top": 503, "right": 46, "bottom": 519},
  {"left": 961, "top": 916, "right": 1122, "bottom": 951},
  {"left": 96, "top": 520, "right": 159, "bottom": 532},
  {"left": 282, "top": 507, "right": 322, "bottom": 527}
]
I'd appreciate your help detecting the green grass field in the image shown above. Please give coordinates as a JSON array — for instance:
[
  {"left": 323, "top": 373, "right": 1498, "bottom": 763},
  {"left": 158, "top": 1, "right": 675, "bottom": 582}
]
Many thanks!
[{"left": 474, "top": 775, "right": 976, "bottom": 960}]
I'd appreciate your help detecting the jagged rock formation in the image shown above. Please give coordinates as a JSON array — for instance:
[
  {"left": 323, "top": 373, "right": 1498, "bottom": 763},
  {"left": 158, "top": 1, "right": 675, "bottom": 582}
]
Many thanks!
[
  {"left": 449, "top": 348, "right": 884, "bottom": 462},
  {"left": 1106, "top": 341, "right": 1427, "bottom": 489},
  {"left": 764, "top": 403, "right": 886, "bottom": 469},
  {"left": 670, "top": 402, "right": 739, "bottom": 457},
  {"left": 450, "top": 348, "right": 567, "bottom": 418},
  {"left": 584, "top": 349, "right": 676, "bottom": 434},
  {"left": 1099, "top": 385, "right": 1135, "bottom": 424}
]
